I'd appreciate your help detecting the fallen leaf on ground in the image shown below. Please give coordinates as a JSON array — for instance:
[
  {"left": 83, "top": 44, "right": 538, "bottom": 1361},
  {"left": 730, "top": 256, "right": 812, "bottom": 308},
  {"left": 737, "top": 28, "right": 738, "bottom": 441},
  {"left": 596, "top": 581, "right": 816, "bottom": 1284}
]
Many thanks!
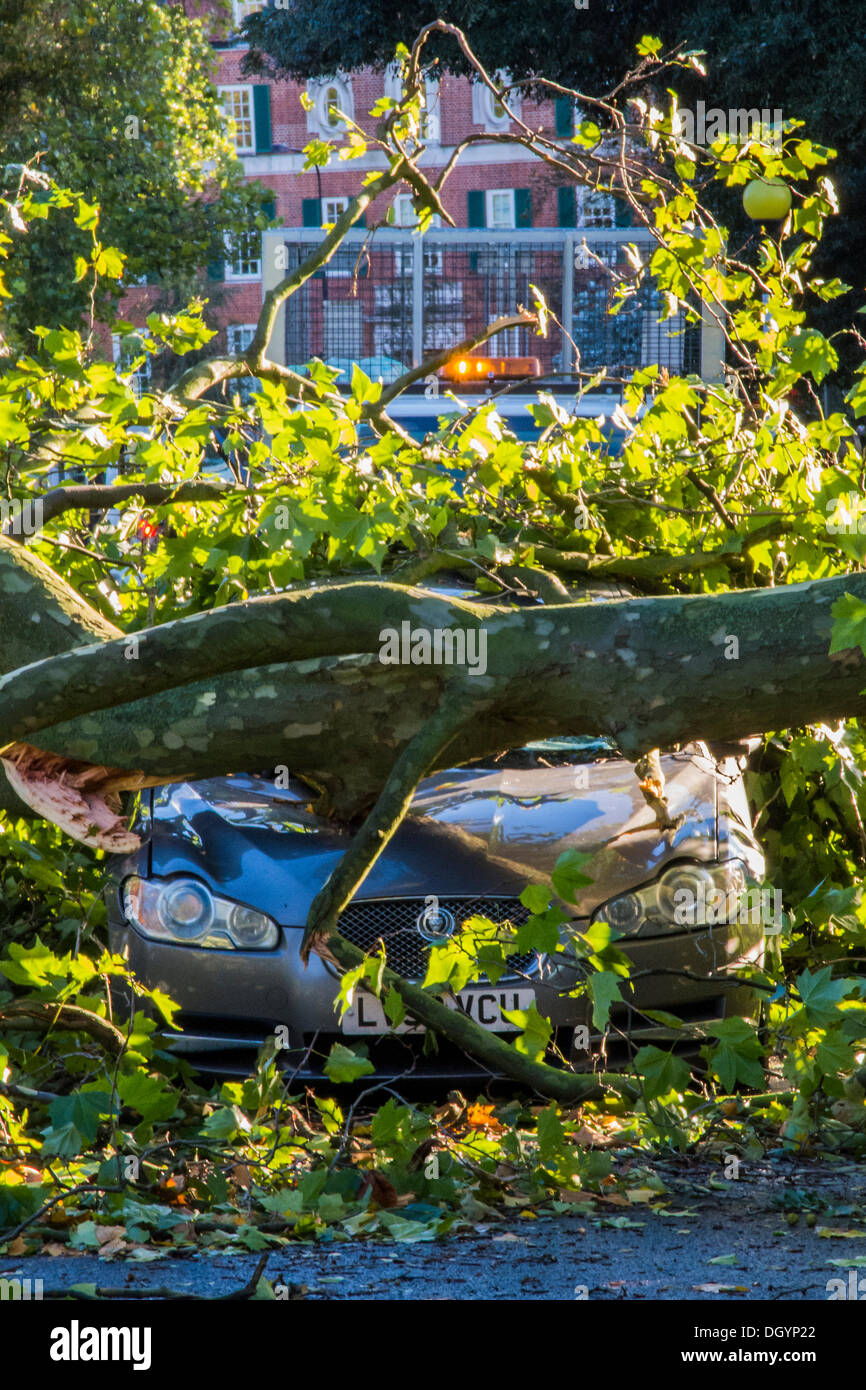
[
  {"left": 94, "top": 1225, "right": 127, "bottom": 1246},
  {"left": 358, "top": 1171, "right": 400, "bottom": 1209},
  {"left": 466, "top": 1103, "right": 504, "bottom": 1133},
  {"left": 692, "top": 1283, "right": 748, "bottom": 1294}
]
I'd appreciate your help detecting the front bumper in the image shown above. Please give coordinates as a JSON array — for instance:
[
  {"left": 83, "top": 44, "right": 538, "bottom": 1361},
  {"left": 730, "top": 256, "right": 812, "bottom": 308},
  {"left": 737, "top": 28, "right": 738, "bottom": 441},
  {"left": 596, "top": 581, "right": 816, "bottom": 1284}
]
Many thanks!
[{"left": 109, "top": 910, "right": 764, "bottom": 1079}]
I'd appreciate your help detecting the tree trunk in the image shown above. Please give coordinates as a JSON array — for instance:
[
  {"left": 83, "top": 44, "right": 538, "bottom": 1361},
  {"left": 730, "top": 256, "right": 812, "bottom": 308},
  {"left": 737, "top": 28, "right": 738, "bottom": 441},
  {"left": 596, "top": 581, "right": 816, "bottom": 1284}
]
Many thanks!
[{"left": 2, "top": 531, "right": 864, "bottom": 818}]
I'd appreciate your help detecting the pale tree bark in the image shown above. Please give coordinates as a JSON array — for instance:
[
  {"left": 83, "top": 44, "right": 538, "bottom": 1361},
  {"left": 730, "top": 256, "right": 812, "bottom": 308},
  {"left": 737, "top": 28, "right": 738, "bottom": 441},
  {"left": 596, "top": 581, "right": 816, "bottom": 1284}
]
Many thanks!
[{"left": 3, "top": 537, "right": 864, "bottom": 820}]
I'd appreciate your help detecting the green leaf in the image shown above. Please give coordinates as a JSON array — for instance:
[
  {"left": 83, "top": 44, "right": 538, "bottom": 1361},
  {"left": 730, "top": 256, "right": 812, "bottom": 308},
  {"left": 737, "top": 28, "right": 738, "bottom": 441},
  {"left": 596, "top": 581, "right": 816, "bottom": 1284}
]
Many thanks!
[
  {"left": 634, "top": 1045, "right": 690, "bottom": 1101},
  {"left": 551, "top": 850, "right": 594, "bottom": 903},
  {"left": 636, "top": 34, "right": 663, "bottom": 56},
  {"left": 786, "top": 327, "right": 838, "bottom": 384},
  {"left": 520, "top": 883, "right": 551, "bottom": 915},
  {"left": 515, "top": 906, "right": 567, "bottom": 954},
  {"left": 383, "top": 987, "right": 406, "bottom": 1029},
  {"left": 536, "top": 1102, "right": 565, "bottom": 1162},
  {"left": 350, "top": 362, "right": 381, "bottom": 404},
  {"left": 324, "top": 1042, "right": 375, "bottom": 1083},
  {"left": 43, "top": 1089, "right": 114, "bottom": 1155},
  {"left": 74, "top": 198, "right": 99, "bottom": 231},
  {"left": 588, "top": 971, "right": 622, "bottom": 1029},
  {"left": 116, "top": 1071, "right": 178, "bottom": 1123},
  {"left": 703, "top": 1017, "right": 765, "bottom": 1090},
  {"left": 797, "top": 966, "right": 854, "bottom": 1026},
  {"left": 830, "top": 593, "right": 866, "bottom": 655},
  {"left": 501, "top": 1000, "right": 552, "bottom": 1063}
]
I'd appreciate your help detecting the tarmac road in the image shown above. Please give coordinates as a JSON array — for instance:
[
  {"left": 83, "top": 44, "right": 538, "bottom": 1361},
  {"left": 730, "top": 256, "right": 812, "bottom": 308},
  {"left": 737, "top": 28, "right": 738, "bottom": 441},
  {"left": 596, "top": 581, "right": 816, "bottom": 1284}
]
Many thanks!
[{"left": 4, "top": 1159, "right": 865, "bottom": 1301}]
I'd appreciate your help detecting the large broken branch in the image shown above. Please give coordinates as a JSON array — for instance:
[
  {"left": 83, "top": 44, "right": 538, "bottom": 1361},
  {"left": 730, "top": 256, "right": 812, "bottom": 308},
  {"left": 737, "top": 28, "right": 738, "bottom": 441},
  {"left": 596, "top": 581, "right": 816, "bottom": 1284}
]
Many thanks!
[
  {"left": 2, "top": 565, "right": 866, "bottom": 804},
  {"left": 301, "top": 690, "right": 475, "bottom": 960}
]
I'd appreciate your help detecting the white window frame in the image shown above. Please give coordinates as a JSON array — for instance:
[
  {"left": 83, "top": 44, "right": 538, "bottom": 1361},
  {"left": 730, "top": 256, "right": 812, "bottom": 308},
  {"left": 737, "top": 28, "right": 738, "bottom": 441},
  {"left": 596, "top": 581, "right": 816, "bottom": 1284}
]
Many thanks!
[
  {"left": 384, "top": 65, "right": 440, "bottom": 143},
  {"left": 219, "top": 85, "right": 255, "bottom": 154},
  {"left": 485, "top": 188, "right": 516, "bottom": 229},
  {"left": 227, "top": 324, "right": 257, "bottom": 355},
  {"left": 232, "top": 1, "right": 266, "bottom": 28},
  {"left": 391, "top": 194, "right": 442, "bottom": 229},
  {"left": 112, "top": 333, "right": 152, "bottom": 397},
  {"left": 307, "top": 77, "right": 354, "bottom": 137},
  {"left": 577, "top": 188, "right": 617, "bottom": 229},
  {"left": 472, "top": 72, "right": 520, "bottom": 132},
  {"left": 392, "top": 193, "right": 415, "bottom": 227},
  {"left": 321, "top": 195, "right": 349, "bottom": 227},
  {"left": 224, "top": 229, "right": 262, "bottom": 281},
  {"left": 421, "top": 80, "right": 441, "bottom": 144}
]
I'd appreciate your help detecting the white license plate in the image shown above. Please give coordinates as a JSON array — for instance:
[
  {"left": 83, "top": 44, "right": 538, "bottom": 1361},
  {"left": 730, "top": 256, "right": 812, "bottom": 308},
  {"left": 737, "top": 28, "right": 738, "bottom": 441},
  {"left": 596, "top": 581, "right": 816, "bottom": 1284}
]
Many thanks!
[{"left": 341, "top": 987, "right": 535, "bottom": 1035}]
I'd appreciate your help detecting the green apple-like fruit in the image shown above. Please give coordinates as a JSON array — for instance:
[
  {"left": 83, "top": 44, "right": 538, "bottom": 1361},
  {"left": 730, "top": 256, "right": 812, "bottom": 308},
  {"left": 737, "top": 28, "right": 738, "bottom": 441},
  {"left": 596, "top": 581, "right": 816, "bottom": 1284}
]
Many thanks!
[{"left": 742, "top": 177, "right": 792, "bottom": 222}]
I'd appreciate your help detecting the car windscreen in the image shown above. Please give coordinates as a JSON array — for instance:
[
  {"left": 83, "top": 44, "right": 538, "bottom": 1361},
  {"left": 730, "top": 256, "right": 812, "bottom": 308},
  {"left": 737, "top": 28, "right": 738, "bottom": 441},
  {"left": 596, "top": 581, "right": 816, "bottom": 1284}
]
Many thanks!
[{"left": 462, "top": 735, "right": 621, "bottom": 771}]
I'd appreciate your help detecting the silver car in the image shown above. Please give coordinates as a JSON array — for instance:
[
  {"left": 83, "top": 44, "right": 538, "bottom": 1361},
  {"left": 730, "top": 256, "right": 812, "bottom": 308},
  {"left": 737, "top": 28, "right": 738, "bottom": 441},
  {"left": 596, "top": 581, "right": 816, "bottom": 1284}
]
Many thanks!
[{"left": 107, "top": 733, "right": 767, "bottom": 1079}]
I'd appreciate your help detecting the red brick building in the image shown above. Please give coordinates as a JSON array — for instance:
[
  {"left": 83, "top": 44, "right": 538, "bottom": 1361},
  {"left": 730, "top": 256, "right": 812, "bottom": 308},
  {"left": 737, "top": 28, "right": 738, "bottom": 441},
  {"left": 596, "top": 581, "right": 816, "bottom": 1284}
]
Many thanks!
[
  {"left": 190, "top": 3, "right": 639, "bottom": 359},
  {"left": 120, "top": 2, "right": 711, "bottom": 385}
]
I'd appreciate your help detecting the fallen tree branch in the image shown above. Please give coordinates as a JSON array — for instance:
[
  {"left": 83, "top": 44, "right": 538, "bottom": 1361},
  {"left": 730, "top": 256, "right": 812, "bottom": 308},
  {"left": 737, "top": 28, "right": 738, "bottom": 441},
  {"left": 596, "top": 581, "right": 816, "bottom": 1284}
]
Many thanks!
[
  {"left": 0, "top": 1001, "right": 127, "bottom": 1057},
  {"left": 35, "top": 478, "right": 237, "bottom": 526},
  {"left": 298, "top": 693, "right": 632, "bottom": 1101},
  {"left": 301, "top": 690, "right": 475, "bottom": 960}
]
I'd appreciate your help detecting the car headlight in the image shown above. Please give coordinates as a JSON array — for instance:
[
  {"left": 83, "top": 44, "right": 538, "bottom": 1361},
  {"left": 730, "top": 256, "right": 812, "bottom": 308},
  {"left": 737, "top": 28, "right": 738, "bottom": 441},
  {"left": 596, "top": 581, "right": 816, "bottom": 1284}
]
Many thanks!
[
  {"left": 122, "top": 876, "right": 279, "bottom": 950},
  {"left": 591, "top": 859, "right": 749, "bottom": 936}
]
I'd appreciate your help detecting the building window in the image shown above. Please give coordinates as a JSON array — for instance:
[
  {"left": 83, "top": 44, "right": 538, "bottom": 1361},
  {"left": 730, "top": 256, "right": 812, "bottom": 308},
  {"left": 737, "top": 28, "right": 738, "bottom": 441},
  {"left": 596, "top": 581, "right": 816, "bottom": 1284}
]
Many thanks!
[
  {"left": 225, "top": 229, "right": 261, "bottom": 280},
  {"left": 421, "top": 81, "right": 441, "bottom": 143},
  {"left": 577, "top": 189, "right": 617, "bottom": 228},
  {"left": 391, "top": 193, "right": 442, "bottom": 229},
  {"left": 472, "top": 72, "right": 520, "bottom": 132},
  {"left": 322, "top": 196, "right": 349, "bottom": 227},
  {"left": 324, "top": 85, "right": 342, "bottom": 129},
  {"left": 112, "top": 334, "right": 152, "bottom": 397},
  {"left": 232, "top": 1, "right": 266, "bottom": 27},
  {"left": 383, "top": 65, "right": 441, "bottom": 143},
  {"left": 486, "top": 188, "right": 516, "bottom": 229},
  {"left": 393, "top": 243, "right": 443, "bottom": 275},
  {"left": 219, "top": 86, "right": 255, "bottom": 154},
  {"left": 392, "top": 193, "right": 415, "bottom": 227},
  {"left": 307, "top": 77, "right": 354, "bottom": 138},
  {"left": 227, "top": 324, "right": 257, "bottom": 355}
]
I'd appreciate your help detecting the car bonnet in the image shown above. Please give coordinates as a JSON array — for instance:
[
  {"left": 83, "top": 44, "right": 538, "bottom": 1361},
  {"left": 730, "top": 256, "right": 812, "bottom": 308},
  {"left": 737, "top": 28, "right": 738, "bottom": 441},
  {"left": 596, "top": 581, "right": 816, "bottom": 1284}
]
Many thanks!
[{"left": 141, "top": 748, "right": 726, "bottom": 923}]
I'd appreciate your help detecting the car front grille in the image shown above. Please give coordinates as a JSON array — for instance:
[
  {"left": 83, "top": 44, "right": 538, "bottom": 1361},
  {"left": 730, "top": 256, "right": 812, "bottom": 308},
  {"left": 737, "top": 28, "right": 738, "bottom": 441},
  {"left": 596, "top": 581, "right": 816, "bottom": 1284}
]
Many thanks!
[{"left": 336, "top": 896, "right": 539, "bottom": 983}]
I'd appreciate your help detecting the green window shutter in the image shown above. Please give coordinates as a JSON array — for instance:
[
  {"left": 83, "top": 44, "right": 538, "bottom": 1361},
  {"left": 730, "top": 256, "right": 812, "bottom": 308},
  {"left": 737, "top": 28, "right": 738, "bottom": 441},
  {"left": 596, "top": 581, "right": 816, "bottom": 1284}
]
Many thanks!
[
  {"left": 467, "top": 189, "right": 486, "bottom": 228},
  {"left": 614, "top": 196, "right": 632, "bottom": 227},
  {"left": 302, "top": 197, "right": 322, "bottom": 227},
  {"left": 515, "top": 187, "right": 532, "bottom": 227},
  {"left": 252, "top": 85, "right": 272, "bottom": 153},
  {"left": 555, "top": 97, "right": 574, "bottom": 138},
  {"left": 261, "top": 196, "right": 277, "bottom": 222},
  {"left": 206, "top": 257, "right": 225, "bottom": 282},
  {"left": 557, "top": 186, "right": 576, "bottom": 228}
]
